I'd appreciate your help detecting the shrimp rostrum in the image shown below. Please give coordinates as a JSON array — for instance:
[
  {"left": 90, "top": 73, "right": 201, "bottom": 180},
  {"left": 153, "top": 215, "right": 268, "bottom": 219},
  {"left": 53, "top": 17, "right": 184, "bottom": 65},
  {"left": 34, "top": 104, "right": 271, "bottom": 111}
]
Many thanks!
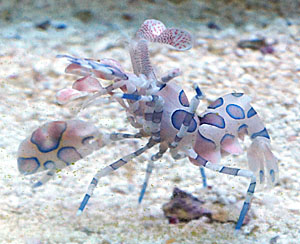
[{"left": 17, "top": 19, "right": 278, "bottom": 231}]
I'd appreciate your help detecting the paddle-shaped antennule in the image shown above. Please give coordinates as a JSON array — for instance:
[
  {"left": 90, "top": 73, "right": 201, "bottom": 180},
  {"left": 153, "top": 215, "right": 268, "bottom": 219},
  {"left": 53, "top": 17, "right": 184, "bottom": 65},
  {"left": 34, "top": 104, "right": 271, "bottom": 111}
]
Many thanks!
[
  {"left": 136, "top": 19, "right": 167, "bottom": 41},
  {"left": 154, "top": 28, "right": 193, "bottom": 51},
  {"left": 136, "top": 19, "right": 193, "bottom": 51}
]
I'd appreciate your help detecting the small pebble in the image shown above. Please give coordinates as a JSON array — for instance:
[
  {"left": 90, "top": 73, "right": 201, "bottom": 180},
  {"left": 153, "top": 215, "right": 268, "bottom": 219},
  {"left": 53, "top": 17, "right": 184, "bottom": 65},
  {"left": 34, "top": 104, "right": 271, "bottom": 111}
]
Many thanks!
[
  {"left": 269, "top": 235, "right": 280, "bottom": 244},
  {"left": 167, "top": 0, "right": 187, "bottom": 4},
  {"left": 239, "top": 73, "right": 258, "bottom": 85},
  {"left": 260, "top": 45, "right": 275, "bottom": 54},
  {"left": 235, "top": 48, "right": 245, "bottom": 57},
  {"left": 35, "top": 20, "right": 51, "bottom": 30},
  {"left": 0, "top": 9, "right": 12, "bottom": 21},
  {"left": 162, "top": 187, "right": 212, "bottom": 223},
  {"left": 207, "top": 21, "right": 221, "bottom": 30},
  {"left": 55, "top": 23, "right": 67, "bottom": 30},
  {"left": 238, "top": 38, "right": 266, "bottom": 49},
  {"left": 74, "top": 10, "right": 94, "bottom": 23},
  {"left": 122, "top": 13, "right": 133, "bottom": 21}
]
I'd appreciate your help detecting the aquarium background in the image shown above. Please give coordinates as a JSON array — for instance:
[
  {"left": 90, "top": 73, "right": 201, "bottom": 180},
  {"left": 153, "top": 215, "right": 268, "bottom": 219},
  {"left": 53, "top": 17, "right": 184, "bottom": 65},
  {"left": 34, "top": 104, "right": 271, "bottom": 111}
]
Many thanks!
[{"left": 0, "top": 0, "right": 299, "bottom": 243}]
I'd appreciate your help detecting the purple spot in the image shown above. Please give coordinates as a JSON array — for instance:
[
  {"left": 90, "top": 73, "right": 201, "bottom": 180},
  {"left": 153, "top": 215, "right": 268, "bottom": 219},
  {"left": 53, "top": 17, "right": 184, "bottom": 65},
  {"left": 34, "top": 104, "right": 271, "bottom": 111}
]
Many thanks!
[
  {"left": 200, "top": 113, "right": 225, "bottom": 129},
  {"left": 44, "top": 160, "right": 56, "bottom": 170},
  {"left": 171, "top": 110, "right": 197, "bottom": 133},
  {"left": 179, "top": 90, "right": 189, "bottom": 107},
  {"left": 247, "top": 107, "right": 257, "bottom": 118},
  {"left": 31, "top": 121, "right": 67, "bottom": 153},
  {"left": 208, "top": 97, "right": 223, "bottom": 109},
  {"left": 231, "top": 93, "right": 243, "bottom": 97},
  {"left": 57, "top": 147, "right": 82, "bottom": 166},
  {"left": 251, "top": 128, "right": 270, "bottom": 139},
  {"left": 226, "top": 104, "right": 245, "bottom": 119},
  {"left": 18, "top": 157, "right": 40, "bottom": 175},
  {"left": 220, "top": 134, "right": 235, "bottom": 145},
  {"left": 238, "top": 124, "right": 248, "bottom": 140},
  {"left": 238, "top": 124, "right": 248, "bottom": 133},
  {"left": 197, "top": 131, "right": 217, "bottom": 151}
]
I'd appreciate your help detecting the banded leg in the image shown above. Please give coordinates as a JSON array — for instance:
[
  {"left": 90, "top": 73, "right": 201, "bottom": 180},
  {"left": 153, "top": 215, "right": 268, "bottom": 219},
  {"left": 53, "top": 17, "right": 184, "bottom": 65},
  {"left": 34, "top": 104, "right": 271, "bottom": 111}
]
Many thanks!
[
  {"left": 151, "top": 143, "right": 168, "bottom": 161},
  {"left": 170, "top": 148, "right": 187, "bottom": 160},
  {"left": 77, "top": 138, "right": 158, "bottom": 215},
  {"left": 137, "top": 94, "right": 165, "bottom": 202},
  {"left": 30, "top": 132, "right": 143, "bottom": 188},
  {"left": 156, "top": 68, "right": 182, "bottom": 88},
  {"left": 189, "top": 149, "right": 256, "bottom": 231},
  {"left": 169, "top": 84, "right": 203, "bottom": 149},
  {"left": 112, "top": 93, "right": 165, "bottom": 203},
  {"left": 138, "top": 160, "right": 154, "bottom": 204},
  {"left": 168, "top": 85, "right": 207, "bottom": 187},
  {"left": 200, "top": 167, "right": 207, "bottom": 188},
  {"left": 138, "top": 143, "right": 168, "bottom": 204},
  {"left": 112, "top": 93, "right": 164, "bottom": 141},
  {"left": 90, "top": 131, "right": 144, "bottom": 149},
  {"left": 86, "top": 92, "right": 163, "bottom": 206},
  {"left": 170, "top": 150, "right": 206, "bottom": 188},
  {"left": 144, "top": 95, "right": 164, "bottom": 142},
  {"left": 127, "top": 113, "right": 143, "bottom": 129},
  {"left": 108, "top": 132, "right": 143, "bottom": 141},
  {"left": 32, "top": 168, "right": 56, "bottom": 188},
  {"left": 125, "top": 90, "right": 145, "bottom": 130}
]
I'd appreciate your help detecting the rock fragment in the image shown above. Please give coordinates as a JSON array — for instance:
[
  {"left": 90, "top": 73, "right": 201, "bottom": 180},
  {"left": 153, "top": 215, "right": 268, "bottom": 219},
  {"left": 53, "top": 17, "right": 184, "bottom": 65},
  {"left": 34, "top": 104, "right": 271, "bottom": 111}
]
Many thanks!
[{"left": 162, "top": 187, "right": 212, "bottom": 223}]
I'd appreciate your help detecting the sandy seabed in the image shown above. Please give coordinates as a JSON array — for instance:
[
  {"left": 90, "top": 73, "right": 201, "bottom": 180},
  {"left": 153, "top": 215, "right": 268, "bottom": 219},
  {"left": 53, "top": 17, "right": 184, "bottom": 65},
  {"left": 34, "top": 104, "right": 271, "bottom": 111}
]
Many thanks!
[{"left": 0, "top": 1, "right": 300, "bottom": 243}]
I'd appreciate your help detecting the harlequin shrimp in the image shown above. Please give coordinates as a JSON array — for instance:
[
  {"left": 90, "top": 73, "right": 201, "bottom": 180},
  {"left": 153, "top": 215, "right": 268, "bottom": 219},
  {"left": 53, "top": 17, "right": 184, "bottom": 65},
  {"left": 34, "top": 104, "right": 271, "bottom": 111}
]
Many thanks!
[{"left": 17, "top": 19, "right": 278, "bottom": 231}]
